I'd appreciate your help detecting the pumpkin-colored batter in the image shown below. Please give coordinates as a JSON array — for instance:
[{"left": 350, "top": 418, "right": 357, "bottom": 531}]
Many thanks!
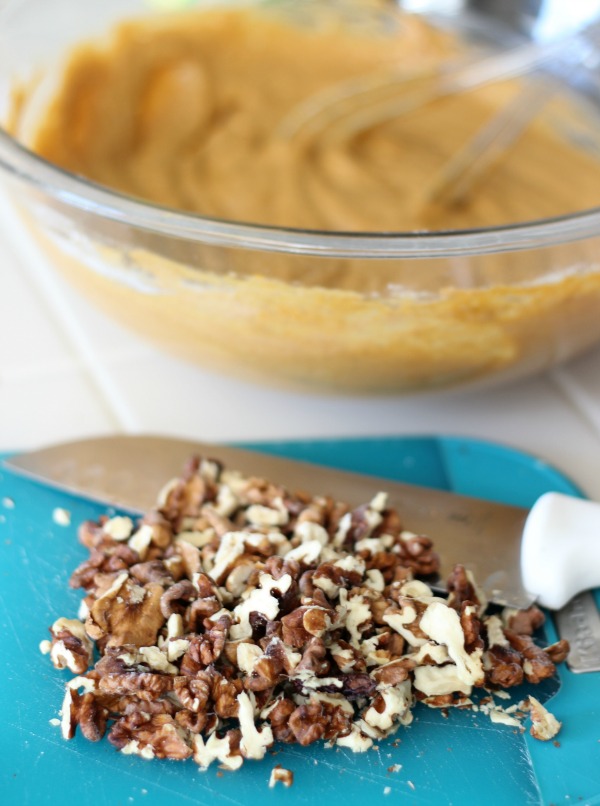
[
  {"left": 10, "top": 4, "right": 600, "bottom": 392},
  {"left": 22, "top": 5, "right": 600, "bottom": 232}
]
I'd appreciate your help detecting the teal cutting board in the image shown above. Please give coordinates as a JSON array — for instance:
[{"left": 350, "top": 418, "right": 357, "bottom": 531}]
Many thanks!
[{"left": 1, "top": 436, "right": 599, "bottom": 805}]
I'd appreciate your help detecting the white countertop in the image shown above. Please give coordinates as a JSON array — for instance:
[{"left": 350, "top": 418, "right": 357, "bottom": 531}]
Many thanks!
[{"left": 2, "top": 188, "right": 600, "bottom": 499}]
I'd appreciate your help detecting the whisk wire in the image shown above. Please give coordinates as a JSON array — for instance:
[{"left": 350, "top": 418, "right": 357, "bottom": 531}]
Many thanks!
[{"left": 280, "top": 21, "right": 600, "bottom": 144}]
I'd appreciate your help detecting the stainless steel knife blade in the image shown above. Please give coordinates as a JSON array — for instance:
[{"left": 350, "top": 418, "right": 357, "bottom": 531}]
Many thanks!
[{"left": 3, "top": 434, "right": 531, "bottom": 608}]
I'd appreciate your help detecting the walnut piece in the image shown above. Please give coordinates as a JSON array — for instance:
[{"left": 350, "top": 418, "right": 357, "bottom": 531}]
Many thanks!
[
  {"left": 48, "top": 618, "right": 94, "bottom": 674},
  {"left": 91, "top": 577, "right": 165, "bottom": 648},
  {"left": 269, "top": 765, "right": 294, "bottom": 788},
  {"left": 529, "top": 696, "right": 562, "bottom": 741}
]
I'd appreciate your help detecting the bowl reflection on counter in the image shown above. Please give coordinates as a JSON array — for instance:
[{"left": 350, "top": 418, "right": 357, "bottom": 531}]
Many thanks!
[{"left": 2, "top": 0, "right": 600, "bottom": 394}]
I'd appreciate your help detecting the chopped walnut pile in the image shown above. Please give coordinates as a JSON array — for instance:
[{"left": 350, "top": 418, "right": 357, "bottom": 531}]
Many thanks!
[{"left": 42, "top": 456, "right": 568, "bottom": 770}]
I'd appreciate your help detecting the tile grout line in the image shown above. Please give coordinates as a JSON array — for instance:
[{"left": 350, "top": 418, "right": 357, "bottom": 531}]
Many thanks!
[
  {"left": 0, "top": 193, "right": 142, "bottom": 434},
  {"left": 548, "top": 366, "right": 600, "bottom": 442}
]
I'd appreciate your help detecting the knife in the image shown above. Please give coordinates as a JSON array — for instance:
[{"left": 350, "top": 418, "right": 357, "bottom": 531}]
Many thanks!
[{"left": 4, "top": 434, "right": 600, "bottom": 617}]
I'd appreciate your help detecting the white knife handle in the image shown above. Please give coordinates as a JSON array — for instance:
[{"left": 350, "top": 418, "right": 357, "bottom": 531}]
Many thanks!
[{"left": 521, "top": 492, "right": 600, "bottom": 610}]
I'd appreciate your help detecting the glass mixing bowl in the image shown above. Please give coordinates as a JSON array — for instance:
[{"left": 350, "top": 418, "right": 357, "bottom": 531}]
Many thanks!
[{"left": 2, "top": 0, "right": 600, "bottom": 394}]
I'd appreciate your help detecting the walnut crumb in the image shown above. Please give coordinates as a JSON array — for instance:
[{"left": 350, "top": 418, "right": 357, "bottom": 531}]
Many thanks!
[
  {"left": 529, "top": 696, "right": 562, "bottom": 741},
  {"left": 269, "top": 765, "right": 294, "bottom": 788},
  {"left": 52, "top": 508, "right": 71, "bottom": 526}
]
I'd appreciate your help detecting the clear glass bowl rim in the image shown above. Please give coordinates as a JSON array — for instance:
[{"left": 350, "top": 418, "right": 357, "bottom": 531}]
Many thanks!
[{"left": 2, "top": 127, "right": 600, "bottom": 259}]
